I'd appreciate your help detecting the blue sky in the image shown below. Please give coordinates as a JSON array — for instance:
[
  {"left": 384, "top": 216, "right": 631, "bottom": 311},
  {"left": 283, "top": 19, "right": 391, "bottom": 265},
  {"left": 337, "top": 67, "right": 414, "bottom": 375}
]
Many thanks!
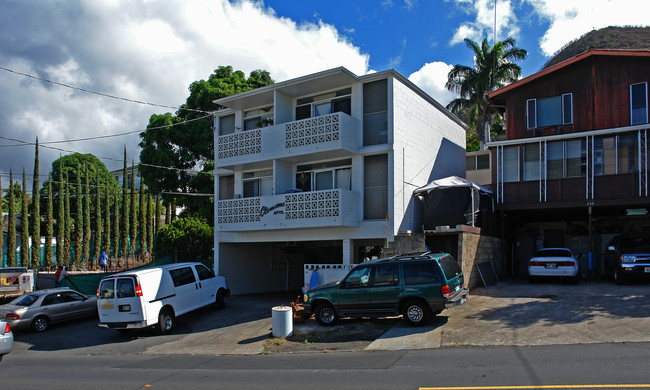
[{"left": 0, "top": 0, "right": 648, "bottom": 186}]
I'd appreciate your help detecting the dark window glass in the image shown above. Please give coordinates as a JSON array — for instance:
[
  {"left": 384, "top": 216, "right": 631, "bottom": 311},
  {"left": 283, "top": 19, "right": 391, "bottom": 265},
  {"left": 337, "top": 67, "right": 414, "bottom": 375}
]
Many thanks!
[
  {"left": 296, "top": 171, "right": 311, "bottom": 192},
  {"left": 99, "top": 280, "right": 114, "bottom": 299},
  {"left": 195, "top": 264, "right": 215, "bottom": 281},
  {"left": 527, "top": 99, "right": 536, "bottom": 129},
  {"left": 169, "top": 267, "right": 197, "bottom": 287},
  {"left": 344, "top": 266, "right": 371, "bottom": 288},
  {"left": 219, "top": 114, "right": 235, "bottom": 136},
  {"left": 332, "top": 97, "right": 351, "bottom": 115},
  {"left": 116, "top": 279, "right": 135, "bottom": 298},
  {"left": 631, "top": 83, "right": 648, "bottom": 125},
  {"left": 618, "top": 133, "right": 638, "bottom": 173},
  {"left": 371, "top": 264, "right": 399, "bottom": 286},
  {"left": 243, "top": 180, "right": 259, "bottom": 198},
  {"left": 438, "top": 256, "right": 462, "bottom": 280},
  {"left": 218, "top": 175, "right": 234, "bottom": 200},
  {"left": 537, "top": 96, "right": 562, "bottom": 127},
  {"left": 466, "top": 156, "right": 476, "bottom": 170},
  {"left": 363, "top": 79, "right": 388, "bottom": 146},
  {"left": 562, "top": 93, "right": 573, "bottom": 124},
  {"left": 476, "top": 154, "right": 490, "bottom": 169},
  {"left": 296, "top": 105, "right": 311, "bottom": 120},
  {"left": 42, "top": 293, "right": 64, "bottom": 306},
  {"left": 65, "top": 292, "right": 85, "bottom": 302},
  {"left": 403, "top": 262, "right": 440, "bottom": 285},
  {"left": 364, "top": 154, "right": 388, "bottom": 219}
]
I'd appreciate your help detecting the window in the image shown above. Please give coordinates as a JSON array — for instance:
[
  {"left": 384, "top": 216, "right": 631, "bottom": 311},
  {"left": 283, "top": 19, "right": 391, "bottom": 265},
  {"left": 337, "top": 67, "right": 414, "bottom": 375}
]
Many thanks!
[
  {"left": 631, "top": 82, "right": 648, "bottom": 125},
  {"left": 344, "top": 266, "right": 371, "bottom": 288},
  {"left": 503, "top": 146, "right": 519, "bottom": 182},
  {"left": 116, "top": 279, "right": 135, "bottom": 298},
  {"left": 466, "top": 154, "right": 489, "bottom": 171},
  {"left": 195, "top": 264, "right": 215, "bottom": 281},
  {"left": 403, "top": 262, "right": 440, "bottom": 285},
  {"left": 364, "top": 154, "right": 388, "bottom": 219},
  {"left": 594, "top": 136, "right": 617, "bottom": 176},
  {"left": 566, "top": 139, "right": 585, "bottom": 177},
  {"left": 546, "top": 142, "right": 564, "bottom": 179},
  {"left": 295, "top": 88, "right": 351, "bottom": 120},
  {"left": 219, "top": 114, "right": 235, "bottom": 136},
  {"left": 64, "top": 292, "right": 86, "bottom": 302},
  {"left": 218, "top": 175, "right": 234, "bottom": 200},
  {"left": 526, "top": 94, "right": 573, "bottom": 129},
  {"left": 42, "top": 293, "right": 64, "bottom": 306},
  {"left": 371, "top": 264, "right": 399, "bottom": 286},
  {"left": 296, "top": 159, "right": 352, "bottom": 192},
  {"left": 244, "top": 106, "right": 273, "bottom": 130},
  {"left": 243, "top": 169, "right": 273, "bottom": 198},
  {"left": 99, "top": 280, "right": 114, "bottom": 299},
  {"left": 169, "top": 267, "right": 197, "bottom": 287},
  {"left": 438, "top": 256, "right": 462, "bottom": 280},
  {"left": 618, "top": 133, "right": 638, "bottom": 173},
  {"left": 523, "top": 144, "right": 540, "bottom": 181},
  {"left": 363, "top": 79, "right": 388, "bottom": 145}
]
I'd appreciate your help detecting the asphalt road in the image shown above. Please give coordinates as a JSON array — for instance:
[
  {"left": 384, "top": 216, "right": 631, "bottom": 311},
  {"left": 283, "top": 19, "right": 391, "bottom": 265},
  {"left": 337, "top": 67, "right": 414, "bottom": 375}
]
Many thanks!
[{"left": 1, "top": 342, "right": 650, "bottom": 389}]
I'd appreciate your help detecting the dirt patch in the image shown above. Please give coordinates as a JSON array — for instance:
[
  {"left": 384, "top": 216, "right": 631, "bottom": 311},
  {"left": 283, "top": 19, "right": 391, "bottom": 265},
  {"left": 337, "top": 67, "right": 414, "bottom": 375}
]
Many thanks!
[{"left": 263, "top": 317, "right": 401, "bottom": 354}]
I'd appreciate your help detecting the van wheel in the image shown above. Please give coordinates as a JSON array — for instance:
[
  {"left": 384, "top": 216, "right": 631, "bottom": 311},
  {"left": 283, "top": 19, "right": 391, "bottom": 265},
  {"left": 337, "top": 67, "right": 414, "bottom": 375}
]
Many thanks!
[
  {"left": 402, "top": 300, "right": 430, "bottom": 326},
  {"left": 314, "top": 303, "right": 338, "bottom": 326},
  {"left": 157, "top": 308, "right": 174, "bottom": 334},
  {"left": 32, "top": 315, "right": 49, "bottom": 332},
  {"left": 215, "top": 290, "right": 226, "bottom": 309}
]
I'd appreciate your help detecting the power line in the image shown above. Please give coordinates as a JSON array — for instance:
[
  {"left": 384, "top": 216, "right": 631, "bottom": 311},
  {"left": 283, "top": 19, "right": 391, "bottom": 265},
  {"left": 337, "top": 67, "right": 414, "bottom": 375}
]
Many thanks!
[{"left": 0, "top": 66, "right": 212, "bottom": 115}]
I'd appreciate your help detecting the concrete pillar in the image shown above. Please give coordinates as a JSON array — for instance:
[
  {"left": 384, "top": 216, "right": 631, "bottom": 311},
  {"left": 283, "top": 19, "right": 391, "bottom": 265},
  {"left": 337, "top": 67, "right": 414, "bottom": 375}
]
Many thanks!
[
  {"left": 213, "top": 235, "right": 220, "bottom": 276},
  {"left": 342, "top": 239, "right": 353, "bottom": 265}
]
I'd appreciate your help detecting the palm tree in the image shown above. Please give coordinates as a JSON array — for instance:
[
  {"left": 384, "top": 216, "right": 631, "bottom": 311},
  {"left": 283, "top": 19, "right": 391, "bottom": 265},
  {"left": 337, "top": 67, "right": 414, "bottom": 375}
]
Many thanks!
[{"left": 446, "top": 37, "right": 527, "bottom": 146}]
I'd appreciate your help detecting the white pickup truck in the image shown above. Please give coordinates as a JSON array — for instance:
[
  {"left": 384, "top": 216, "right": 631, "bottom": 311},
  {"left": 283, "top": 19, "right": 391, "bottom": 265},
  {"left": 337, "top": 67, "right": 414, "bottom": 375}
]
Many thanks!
[{"left": 0, "top": 267, "right": 36, "bottom": 300}]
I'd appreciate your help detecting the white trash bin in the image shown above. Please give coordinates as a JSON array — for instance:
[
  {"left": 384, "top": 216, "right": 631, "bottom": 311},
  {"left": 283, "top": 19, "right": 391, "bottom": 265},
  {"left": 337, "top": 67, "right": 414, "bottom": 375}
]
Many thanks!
[{"left": 271, "top": 305, "right": 293, "bottom": 337}]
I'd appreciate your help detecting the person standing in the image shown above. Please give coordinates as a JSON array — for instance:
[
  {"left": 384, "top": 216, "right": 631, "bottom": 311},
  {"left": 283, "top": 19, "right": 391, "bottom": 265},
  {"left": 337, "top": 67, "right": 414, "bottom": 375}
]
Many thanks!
[
  {"left": 99, "top": 251, "right": 108, "bottom": 272},
  {"left": 54, "top": 265, "right": 68, "bottom": 284}
]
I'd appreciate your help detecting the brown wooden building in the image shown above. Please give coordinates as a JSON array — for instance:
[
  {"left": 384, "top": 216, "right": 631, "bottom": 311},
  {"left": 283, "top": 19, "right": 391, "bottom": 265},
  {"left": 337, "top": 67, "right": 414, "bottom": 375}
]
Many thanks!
[{"left": 486, "top": 49, "right": 650, "bottom": 279}]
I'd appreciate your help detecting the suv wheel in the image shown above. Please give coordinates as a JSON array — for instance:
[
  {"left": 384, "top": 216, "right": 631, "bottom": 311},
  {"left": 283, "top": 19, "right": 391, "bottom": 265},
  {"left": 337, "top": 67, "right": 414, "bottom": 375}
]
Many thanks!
[
  {"left": 314, "top": 303, "right": 338, "bottom": 326},
  {"left": 402, "top": 300, "right": 431, "bottom": 326}
]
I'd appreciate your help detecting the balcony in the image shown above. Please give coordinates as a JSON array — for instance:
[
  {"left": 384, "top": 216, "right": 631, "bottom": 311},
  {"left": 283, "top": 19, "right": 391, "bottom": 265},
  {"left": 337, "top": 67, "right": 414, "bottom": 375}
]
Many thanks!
[
  {"left": 216, "top": 189, "right": 359, "bottom": 231},
  {"left": 216, "top": 112, "right": 361, "bottom": 167}
]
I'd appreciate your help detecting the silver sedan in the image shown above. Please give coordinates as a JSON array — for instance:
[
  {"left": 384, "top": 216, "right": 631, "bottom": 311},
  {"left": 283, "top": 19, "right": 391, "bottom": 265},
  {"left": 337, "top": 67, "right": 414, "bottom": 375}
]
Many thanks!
[
  {"left": 0, "top": 319, "right": 13, "bottom": 362},
  {"left": 0, "top": 288, "right": 97, "bottom": 332}
]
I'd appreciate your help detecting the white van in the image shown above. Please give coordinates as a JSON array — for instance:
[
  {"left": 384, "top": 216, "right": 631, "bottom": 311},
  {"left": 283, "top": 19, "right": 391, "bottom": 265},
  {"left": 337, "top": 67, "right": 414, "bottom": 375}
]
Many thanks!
[{"left": 97, "top": 262, "right": 229, "bottom": 334}]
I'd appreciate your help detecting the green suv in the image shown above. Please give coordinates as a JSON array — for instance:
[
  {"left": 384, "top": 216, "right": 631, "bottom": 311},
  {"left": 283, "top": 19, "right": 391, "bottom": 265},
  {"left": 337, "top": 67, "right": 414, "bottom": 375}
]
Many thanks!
[{"left": 303, "top": 252, "right": 468, "bottom": 326}]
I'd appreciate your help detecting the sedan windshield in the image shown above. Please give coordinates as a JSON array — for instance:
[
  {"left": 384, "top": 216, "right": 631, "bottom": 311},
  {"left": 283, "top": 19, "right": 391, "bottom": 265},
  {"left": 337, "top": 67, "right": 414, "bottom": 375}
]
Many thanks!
[
  {"left": 535, "top": 249, "right": 572, "bottom": 258},
  {"left": 12, "top": 294, "right": 39, "bottom": 306}
]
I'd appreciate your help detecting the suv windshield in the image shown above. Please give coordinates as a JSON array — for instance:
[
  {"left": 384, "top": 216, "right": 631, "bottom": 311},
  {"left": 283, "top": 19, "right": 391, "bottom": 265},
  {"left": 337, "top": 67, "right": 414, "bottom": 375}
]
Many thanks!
[
  {"left": 619, "top": 236, "right": 650, "bottom": 251},
  {"left": 438, "top": 255, "right": 462, "bottom": 280}
]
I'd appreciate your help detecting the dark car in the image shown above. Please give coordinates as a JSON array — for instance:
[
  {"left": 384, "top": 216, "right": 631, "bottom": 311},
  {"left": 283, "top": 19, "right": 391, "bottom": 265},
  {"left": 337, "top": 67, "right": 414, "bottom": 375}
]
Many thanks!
[
  {"left": 303, "top": 252, "right": 468, "bottom": 326},
  {"left": 604, "top": 235, "right": 650, "bottom": 284}
]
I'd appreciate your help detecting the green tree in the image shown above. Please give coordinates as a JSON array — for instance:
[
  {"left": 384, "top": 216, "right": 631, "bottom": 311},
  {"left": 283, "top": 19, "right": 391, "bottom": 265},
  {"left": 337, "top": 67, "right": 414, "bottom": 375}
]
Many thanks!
[
  {"left": 83, "top": 164, "right": 91, "bottom": 266},
  {"left": 154, "top": 194, "right": 160, "bottom": 235},
  {"left": 153, "top": 217, "right": 213, "bottom": 260},
  {"left": 74, "top": 166, "right": 83, "bottom": 268},
  {"left": 147, "top": 193, "right": 154, "bottom": 256},
  {"left": 139, "top": 184, "right": 147, "bottom": 254},
  {"left": 31, "top": 138, "right": 40, "bottom": 269},
  {"left": 57, "top": 159, "right": 65, "bottom": 266},
  {"left": 0, "top": 171, "right": 3, "bottom": 263},
  {"left": 44, "top": 172, "right": 54, "bottom": 270},
  {"left": 129, "top": 162, "right": 137, "bottom": 259},
  {"left": 104, "top": 178, "right": 111, "bottom": 259},
  {"left": 121, "top": 148, "right": 129, "bottom": 264},
  {"left": 64, "top": 174, "right": 71, "bottom": 267},
  {"left": 139, "top": 66, "right": 274, "bottom": 221},
  {"left": 446, "top": 37, "right": 527, "bottom": 147},
  {"left": 93, "top": 171, "right": 102, "bottom": 266},
  {"left": 7, "top": 170, "right": 16, "bottom": 266},
  {"left": 44, "top": 153, "right": 119, "bottom": 199},
  {"left": 21, "top": 169, "right": 29, "bottom": 267},
  {"left": 113, "top": 194, "right": 120, "bottom": 260}
]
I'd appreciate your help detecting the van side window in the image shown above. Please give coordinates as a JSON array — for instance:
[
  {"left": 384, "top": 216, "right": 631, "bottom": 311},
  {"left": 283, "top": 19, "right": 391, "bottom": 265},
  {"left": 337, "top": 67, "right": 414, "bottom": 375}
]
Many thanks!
[
  {"left": 117, "top": 279, "right": 135, "bottom": 298},
  {"left": 403, "top": 262, "right": 440, "bottom": 285},
  {"left": 195, "top": 264, "right": 215, "bottom": 281},
  {"left": 371, "top": 264, "right": 399, "bottom": 286},
  {"left": 99, "top": 280, "right": 114, "bottom": 299},
  {"left": 169, "top": 267, "right": 197, "bottom": 287}
]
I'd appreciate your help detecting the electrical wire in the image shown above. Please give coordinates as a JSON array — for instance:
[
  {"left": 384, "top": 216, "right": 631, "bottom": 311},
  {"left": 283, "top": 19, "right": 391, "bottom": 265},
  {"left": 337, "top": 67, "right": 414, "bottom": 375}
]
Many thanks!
[{"left": 0, "top": 66, "right": 212, "bottom": 115}]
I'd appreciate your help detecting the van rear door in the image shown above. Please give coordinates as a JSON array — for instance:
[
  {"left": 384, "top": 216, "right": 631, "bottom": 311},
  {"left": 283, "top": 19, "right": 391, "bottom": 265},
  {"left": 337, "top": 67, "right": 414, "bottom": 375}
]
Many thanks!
[{"left": 98, "top": 276, "right": 144, "bottom": 323}]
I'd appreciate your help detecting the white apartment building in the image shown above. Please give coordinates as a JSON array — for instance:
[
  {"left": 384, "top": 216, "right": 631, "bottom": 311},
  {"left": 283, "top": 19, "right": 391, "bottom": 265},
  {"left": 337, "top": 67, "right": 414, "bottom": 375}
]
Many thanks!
[{"left": 213, "top": 67, "right": 466, "bottom": 294}]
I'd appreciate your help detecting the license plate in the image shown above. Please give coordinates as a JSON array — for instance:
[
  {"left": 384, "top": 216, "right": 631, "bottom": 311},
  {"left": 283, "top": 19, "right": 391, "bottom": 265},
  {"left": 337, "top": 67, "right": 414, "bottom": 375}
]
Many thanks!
[
  {"left": 100, "top": 302, "right": 115, "bottom": 310},
  {"left": 645, "top": 267, "right": 650, "bottom": 273},
  {"left": 545, "top": 263, "right": 557, "bottom": 269}
]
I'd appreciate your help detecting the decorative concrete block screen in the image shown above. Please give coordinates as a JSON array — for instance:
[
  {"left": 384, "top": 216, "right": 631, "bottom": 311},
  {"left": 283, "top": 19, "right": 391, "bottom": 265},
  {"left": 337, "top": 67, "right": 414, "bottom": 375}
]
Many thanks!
[
  {"left": 285, "top": 113, "right": 340, "bottom": 148},
  {"left": 285, "top": 190, "right": 340, "bottom": 220},
  {"left": 216, "top": 197, "right": 261, "bottom": 224},
  {"left": 217, "top": 129, "right": 262, "bottom": 159}
]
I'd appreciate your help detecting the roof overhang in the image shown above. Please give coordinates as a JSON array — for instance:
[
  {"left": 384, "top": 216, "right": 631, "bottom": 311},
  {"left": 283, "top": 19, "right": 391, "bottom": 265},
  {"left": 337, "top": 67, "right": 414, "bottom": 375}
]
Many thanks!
[{"left": 213, "top": 67, "right": 359, "bottom": 111}]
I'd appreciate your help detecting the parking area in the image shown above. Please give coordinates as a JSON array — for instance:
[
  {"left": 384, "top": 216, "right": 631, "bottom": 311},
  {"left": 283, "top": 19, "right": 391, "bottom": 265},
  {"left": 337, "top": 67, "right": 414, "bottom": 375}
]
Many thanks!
[{"left": 8, "top": 280, "right": 650, "bottom": 356}]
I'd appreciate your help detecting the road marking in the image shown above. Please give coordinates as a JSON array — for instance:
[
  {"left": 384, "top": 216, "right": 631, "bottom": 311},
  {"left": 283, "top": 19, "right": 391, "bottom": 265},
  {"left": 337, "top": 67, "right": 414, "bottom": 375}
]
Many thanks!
[{"left": 420, "top": 385, "right": 650, "bottom": 389}]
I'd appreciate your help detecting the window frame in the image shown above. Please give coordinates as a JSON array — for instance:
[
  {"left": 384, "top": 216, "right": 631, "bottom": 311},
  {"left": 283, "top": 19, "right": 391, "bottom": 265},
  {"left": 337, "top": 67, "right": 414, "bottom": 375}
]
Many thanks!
[
  {"left": 242, "top": 169, "right": 273, "bottom": 198},
  {"left": 526, "top": 94, "right": 573, "bottom": 129},
  {"left": 295, "top": 88, "right": 351, "bottom": 120},
  {"left": 630, "top": 82, "right": 648, "bottom": 125}
]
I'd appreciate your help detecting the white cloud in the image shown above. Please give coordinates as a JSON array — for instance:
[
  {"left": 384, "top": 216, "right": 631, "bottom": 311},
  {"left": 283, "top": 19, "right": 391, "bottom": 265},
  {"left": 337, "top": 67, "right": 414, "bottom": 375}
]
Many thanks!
[
  {"left": 525, "top": 0, "right": 650, "bottom": 56},
  {"left": 0, "top": 0, "right": 370, "bottom": 178},
  {"left": 408, "top": 61, "right": 456, "bottom": 106},
  {"left": 450, "top": 0, "right": 519, "bottom": 45}
]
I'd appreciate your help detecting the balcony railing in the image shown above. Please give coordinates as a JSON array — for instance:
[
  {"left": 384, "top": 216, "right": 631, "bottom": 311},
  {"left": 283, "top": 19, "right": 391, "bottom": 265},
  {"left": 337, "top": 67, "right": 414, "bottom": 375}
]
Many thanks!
[
  {"left": 216, "top": 188, "right": 359, "bottom": 231},
  {"left": 216, "top": 112, "right": 360, "bottom": 165}
]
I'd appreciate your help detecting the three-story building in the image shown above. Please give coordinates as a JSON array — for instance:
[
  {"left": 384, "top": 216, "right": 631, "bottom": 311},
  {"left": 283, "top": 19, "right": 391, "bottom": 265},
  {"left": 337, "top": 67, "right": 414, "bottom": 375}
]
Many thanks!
[{"left": 212, "top": 67, "right": 466, "bottom": 294}]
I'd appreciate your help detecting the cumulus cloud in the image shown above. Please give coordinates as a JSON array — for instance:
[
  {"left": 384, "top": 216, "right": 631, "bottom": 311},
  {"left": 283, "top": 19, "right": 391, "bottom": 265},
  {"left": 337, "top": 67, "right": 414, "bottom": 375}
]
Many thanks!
[
  {"left": 0, "top": 0, "right": 370, "bottom": 185},
  {"left": 408, "top": 61, "right": 456, "bottom": 107},
  {"left": 450, "top": 0, "right": 519, "bottom": 45},
  {"left": 525, "top": 0, "right": 650, "bottom": 56}
]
